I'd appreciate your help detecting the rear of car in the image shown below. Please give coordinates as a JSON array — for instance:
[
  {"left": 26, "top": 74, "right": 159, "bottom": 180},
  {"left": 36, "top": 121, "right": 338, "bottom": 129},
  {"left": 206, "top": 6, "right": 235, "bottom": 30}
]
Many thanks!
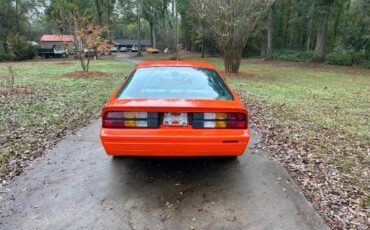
[{"left": 100, "top": 62, "right": 250, "bottom": 157}]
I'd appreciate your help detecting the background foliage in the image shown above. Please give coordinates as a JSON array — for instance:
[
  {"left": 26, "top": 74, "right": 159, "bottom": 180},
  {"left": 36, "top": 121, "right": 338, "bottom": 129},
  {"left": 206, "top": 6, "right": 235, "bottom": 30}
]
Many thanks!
[{"left": 0, "top": 0, "right": 368, "bottom": 67}]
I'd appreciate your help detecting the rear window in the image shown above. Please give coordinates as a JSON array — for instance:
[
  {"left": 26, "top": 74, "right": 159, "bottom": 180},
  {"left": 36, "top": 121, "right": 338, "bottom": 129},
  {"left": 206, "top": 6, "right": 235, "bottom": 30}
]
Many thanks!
[{"left": 117, "top": 67, "right": 234, "bottom": 100}]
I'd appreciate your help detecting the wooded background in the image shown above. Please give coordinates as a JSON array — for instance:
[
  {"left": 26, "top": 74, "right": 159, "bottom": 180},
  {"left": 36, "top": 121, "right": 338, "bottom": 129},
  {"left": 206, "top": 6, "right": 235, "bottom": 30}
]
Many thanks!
[{"left": 0, "top": 0, "right": 369, "bottom": 69}]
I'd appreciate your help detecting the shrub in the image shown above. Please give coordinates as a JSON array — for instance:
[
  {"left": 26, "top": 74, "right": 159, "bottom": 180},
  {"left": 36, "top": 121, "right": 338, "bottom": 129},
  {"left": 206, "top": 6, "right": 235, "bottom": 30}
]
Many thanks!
[
  {"left": 273, "top": 49, "right": 313, "bottom": 62},
  {"left": 9, "top": 35, "right": 36, "bottom": 61},
  {"left": 360, "top": 61, "right": 370, "bottom": 69},
  {"left": 272, "top": 49, "right": 369, "bottom": 68},
  {"left": 0, "top": 53, "right": 15, "bottom": 61},
  {"left": 325, "top": 52, "right": 368, "bottom": 67},
  {"left": 169, "top": 52, "right": 181, "bottom": 60},
  {"left": 325, "top": 52, "right": 353, "bottom": 66}
]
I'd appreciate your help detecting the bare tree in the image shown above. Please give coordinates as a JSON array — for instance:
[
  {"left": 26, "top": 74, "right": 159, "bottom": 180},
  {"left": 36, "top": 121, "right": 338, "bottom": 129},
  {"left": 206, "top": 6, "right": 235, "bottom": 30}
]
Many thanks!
[{"left": 192, "top": 0, "right": 274, "bottom": 73}]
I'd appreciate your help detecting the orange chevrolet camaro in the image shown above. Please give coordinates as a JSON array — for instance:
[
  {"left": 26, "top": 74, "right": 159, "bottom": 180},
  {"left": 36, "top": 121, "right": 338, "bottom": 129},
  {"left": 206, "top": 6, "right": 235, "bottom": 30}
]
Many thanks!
[{"left": 100, "top": 61, "right": 250, "bottom": 157}]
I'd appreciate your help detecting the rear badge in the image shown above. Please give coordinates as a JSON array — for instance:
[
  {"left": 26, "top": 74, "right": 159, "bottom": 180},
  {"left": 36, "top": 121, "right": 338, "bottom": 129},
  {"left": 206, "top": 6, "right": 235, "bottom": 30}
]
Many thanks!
[{"left": 163, "top": 112, "right": 188, "bottom": 126}]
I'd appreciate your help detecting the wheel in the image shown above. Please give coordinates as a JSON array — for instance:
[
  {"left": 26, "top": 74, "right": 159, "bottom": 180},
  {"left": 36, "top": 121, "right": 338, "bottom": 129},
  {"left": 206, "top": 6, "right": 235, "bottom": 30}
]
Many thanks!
[{"left": 225, "top": 156, "right": 238, "bottom": 160}]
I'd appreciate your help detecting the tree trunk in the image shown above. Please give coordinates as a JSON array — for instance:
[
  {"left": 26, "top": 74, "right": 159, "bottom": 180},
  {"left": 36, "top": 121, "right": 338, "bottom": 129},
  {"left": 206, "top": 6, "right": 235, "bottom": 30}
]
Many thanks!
[
  {"left": 152, "top": 23, "right": 157, "bottom": 49},
  {"left": 72, "top": 9, "right": 87, "bottom": 71},
  {"left": 136, "top": 0, "right": 143, "bottom": 57},
  {"left": 86, "top": 55, "right": 91, "bottom": 72},
  {"left": 331, "top": 11, "right": 341, "bottom": 51},
  {"left": 266, "top": 5, "right": 273, "bottom": 61},
  {"left": 78, "top": 50, "right": 87, "bottom": 71},
  {"left": 312, "top": 10, "right": 330, "bottom": 62},
  {"left": 94, "top": 0, "right": 103, "bottom": 26},
  {"left": 305, "top": 1, "right": 316, "bottom": 52},
  {"left": 306, "top": 18, "right": 312, "bottom": 52},
  {"left": 107, "top": 0, "right": 113, "bottom": 43},
  {"left": 201, "top": 21, "right": 205, "bottom": 58},
  {"left": 365, "top": 42, "right": 370, "bottom": 60},
  {"left": 175, "top": 1, "right": 178, "bottom": 46},
  {"left": 260, "top": 30, "right": 267, "bottom": 57},
  {"left": 3, "top": 41, "right": 8, "bottom": 54},
  {"left": 283, "top": 1, "right": 291, "bottom": 48},
  {"left": 149, "top": 21, "right": 154, "bottom": 48},
  {"left": 15, "top": 0, "right": 20, "bottom": 34},
  {"left": 223, "top": 47, "right": 242, "bottom": 73}
]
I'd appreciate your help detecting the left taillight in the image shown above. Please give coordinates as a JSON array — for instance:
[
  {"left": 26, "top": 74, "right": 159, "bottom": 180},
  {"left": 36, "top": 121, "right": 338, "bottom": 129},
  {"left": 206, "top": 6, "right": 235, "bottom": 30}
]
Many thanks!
[
  {"left": 192, "top": 112, "right": 248, "bottom": 129},
  {"left": 102, "top": 111, "right": 159, "bottom": 128}
]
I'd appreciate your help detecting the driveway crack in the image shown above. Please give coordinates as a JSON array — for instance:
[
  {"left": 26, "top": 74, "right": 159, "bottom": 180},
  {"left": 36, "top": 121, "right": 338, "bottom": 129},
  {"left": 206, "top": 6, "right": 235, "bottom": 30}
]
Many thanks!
[{"left": 127, "top": 209, "right": 135, "bottom": 230}]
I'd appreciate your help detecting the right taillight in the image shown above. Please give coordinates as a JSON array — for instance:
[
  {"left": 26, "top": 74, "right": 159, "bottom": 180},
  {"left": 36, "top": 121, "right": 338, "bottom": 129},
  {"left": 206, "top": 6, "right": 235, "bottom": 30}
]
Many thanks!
[
  {"left": 192, "top": 112, "right": 248, "bottom": 129},
  {"left": 102, "top": 111, "right": 159, "bottom": 128}
]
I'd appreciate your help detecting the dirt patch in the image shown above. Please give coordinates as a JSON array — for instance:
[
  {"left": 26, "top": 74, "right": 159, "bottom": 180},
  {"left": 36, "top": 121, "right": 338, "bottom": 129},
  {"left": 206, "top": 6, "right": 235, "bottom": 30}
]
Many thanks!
[
  {"left": 97, "top": 54, "right": 115, "bottom": 60},
  {"left": 220, "top": 71, "right": 256, "bottom": 78},
  {"left": 0, "top": 88, "right": 32, "bottom": 96},
  {"left": 55, "top": 61, "right": 74, "bottom": 65},
  {"left": 60, "top": 71, "right": 111, "bottom": 78}
]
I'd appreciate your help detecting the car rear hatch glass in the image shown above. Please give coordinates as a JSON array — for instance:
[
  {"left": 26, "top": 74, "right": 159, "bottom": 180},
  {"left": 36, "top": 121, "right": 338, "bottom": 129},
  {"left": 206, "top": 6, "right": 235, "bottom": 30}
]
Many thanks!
[{"left": 116, "top": 67, "right": 233, "bottom": 100}]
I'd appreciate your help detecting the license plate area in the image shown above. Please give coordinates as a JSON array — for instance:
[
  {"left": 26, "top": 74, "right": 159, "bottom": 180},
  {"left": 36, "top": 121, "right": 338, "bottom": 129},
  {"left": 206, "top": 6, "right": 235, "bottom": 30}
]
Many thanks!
[{"left": 163, "top": 112, "right": 188, "bottom": 126}]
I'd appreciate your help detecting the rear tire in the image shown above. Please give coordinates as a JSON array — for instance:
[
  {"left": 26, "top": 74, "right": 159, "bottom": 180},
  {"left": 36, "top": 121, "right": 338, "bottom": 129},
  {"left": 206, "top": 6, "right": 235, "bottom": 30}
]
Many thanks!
[
  {"left": 225, "top": 156, "right": 238, "bottom": 160},
  {"left": 112, "top": 155, "right": 127, "bottom": 160}
]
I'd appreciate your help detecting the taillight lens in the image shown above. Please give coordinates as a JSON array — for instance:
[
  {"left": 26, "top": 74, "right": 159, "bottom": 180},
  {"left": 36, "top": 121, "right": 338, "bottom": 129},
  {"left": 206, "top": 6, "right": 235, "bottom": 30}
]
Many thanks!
[
  {"left": 192, "top": 112, "right": 248, "bottom": 129},
  {"left": 102, "top": 111, "right": 159, "bottom": 128}
]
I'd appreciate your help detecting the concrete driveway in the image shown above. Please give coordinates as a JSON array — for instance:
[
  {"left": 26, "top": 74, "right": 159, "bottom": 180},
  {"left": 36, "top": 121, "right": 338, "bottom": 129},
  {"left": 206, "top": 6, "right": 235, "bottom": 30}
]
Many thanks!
[{"left": 0, "top": 121, "right": 328, "bottom": 230}]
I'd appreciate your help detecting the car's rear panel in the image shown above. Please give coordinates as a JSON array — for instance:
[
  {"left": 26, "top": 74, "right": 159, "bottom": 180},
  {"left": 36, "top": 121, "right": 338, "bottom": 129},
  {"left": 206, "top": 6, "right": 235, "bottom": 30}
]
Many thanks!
[
  {"left": 101, "top": 127, "right": 249, "bottom": 156},
  {"left": 100, "top": 99, "right": 250, "bottom": 156}
]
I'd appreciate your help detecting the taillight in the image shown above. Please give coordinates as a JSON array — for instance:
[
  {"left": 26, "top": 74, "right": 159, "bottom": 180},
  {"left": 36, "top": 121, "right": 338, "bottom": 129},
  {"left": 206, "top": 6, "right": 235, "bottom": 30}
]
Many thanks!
[
  {"left": 192, "top": 112, "right": 248, "bottom": 129},
  {"left": 102, "top": 111, "right": 159, "bottom": 128}
]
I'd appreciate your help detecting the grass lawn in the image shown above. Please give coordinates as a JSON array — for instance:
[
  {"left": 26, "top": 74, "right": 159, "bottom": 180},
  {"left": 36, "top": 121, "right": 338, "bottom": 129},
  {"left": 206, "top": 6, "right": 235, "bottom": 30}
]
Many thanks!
[
  {"left": 0, "top": 59, "right": 134, "bottom": 178},
  {"left": 135, "top": 52, "right": 369, "bottom": 228}
]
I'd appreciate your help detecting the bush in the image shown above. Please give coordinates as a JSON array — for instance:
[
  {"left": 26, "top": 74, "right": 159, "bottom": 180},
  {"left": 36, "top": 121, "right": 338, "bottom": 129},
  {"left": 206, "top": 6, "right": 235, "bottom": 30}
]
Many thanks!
[
  {"left": 273, "top": 49, "right": 313, "bottom": 62},
  {"left": 325, "top": 52, "right": 368, "bottom": 67},
  {"left": 272, "top": 49, "right": 369, "bottom": 68},
  {"left": 0, "top": 53, "right": 15, "bottom": 61},
  {"left": 169, "top": 52, "right": 181, "bottom": 60},
  {"left": 11, "top": 36, "right": 37, "bottom": 61},
  {"left": 360, "top": 61, "right": 370, "bottom": 69}
]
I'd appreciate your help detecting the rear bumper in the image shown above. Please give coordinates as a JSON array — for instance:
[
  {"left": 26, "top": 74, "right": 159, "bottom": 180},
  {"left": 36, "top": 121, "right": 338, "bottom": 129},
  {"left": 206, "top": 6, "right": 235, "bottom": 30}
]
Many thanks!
[{"left": 100, "top": 127, "right": 250, "bottom": 157}]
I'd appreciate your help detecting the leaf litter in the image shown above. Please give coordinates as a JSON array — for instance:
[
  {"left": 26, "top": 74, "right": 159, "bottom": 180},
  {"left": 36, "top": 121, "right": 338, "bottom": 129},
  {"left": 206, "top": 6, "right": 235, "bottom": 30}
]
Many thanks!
[{"left": 240, "top": 96, "right": 369, "bottom": 230}]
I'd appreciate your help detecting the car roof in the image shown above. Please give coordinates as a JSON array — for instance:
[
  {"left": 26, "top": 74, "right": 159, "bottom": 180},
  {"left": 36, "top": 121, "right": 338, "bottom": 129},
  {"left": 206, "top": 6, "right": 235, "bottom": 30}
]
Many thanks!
[{"left": 135, "top": 61, "right": 217, "bottom": 70}]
